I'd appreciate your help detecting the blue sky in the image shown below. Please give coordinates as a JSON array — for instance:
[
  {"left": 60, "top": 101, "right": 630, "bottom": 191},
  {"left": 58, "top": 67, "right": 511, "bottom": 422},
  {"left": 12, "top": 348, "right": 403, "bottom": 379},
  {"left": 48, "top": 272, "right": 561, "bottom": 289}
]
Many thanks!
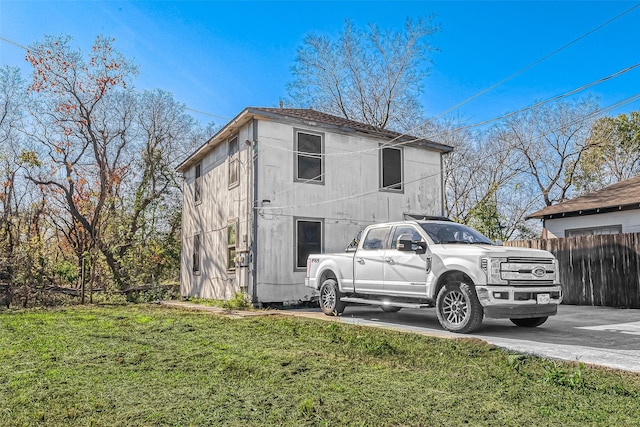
[{"left": 1, "top": 1, "right": 639, "bottom": 128}]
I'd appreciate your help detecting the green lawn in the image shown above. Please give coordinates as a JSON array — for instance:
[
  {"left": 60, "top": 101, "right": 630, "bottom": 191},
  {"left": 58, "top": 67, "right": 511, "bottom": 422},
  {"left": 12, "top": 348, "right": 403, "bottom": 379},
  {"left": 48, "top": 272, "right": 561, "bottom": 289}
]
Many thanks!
[{"left": 1, "top": 305, "right": 639, "bottom": 426}]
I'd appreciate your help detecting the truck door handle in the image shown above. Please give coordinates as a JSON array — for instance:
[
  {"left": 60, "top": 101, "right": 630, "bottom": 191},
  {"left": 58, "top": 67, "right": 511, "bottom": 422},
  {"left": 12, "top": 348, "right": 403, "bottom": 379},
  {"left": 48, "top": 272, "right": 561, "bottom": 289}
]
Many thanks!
[
  {"left": 356, "top": 258, "right": 365, "bottom": 264},
  {"left": 385, "top": 258, "right": 394, "bottom": 264}
]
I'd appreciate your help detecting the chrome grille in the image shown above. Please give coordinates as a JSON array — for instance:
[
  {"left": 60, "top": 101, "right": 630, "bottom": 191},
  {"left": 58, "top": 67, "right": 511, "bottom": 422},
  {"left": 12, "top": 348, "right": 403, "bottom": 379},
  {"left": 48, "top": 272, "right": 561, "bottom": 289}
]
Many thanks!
[{"left": 507, "top": 257, "right": 553, "bottom": 264}]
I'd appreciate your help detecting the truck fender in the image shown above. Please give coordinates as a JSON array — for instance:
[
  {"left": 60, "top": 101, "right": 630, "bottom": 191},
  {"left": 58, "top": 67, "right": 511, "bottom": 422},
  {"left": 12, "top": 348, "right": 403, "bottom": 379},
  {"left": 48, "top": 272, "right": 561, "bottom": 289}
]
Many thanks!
[{"left": 441, "top": 259, "right": 486, "bottom": 287}]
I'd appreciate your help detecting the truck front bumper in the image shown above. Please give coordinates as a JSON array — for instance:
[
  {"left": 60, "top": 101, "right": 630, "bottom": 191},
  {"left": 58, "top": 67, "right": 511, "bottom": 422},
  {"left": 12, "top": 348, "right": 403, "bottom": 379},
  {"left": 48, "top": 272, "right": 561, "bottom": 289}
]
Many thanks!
[{"left": 475, "top": 285, "right": 563, "bottom": 319}]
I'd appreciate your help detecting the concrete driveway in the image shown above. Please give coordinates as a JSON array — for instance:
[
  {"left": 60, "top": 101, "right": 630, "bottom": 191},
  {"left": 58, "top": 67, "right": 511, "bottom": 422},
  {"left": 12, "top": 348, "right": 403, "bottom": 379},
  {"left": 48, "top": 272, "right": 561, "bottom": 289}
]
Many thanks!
[{"left": 286, "top": 304, "right": 640, "bottom": 373}]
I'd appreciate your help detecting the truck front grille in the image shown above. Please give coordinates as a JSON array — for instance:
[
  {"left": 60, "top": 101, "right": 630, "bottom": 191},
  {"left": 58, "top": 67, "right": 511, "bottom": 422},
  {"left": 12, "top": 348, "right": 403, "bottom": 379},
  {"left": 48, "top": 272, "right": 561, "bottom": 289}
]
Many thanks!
[
  {"left": 500, "top": 258, "right": 556, "bottom": 285},
  {"left": 507, "top": 257, "right": 553, "bottom": 264}
]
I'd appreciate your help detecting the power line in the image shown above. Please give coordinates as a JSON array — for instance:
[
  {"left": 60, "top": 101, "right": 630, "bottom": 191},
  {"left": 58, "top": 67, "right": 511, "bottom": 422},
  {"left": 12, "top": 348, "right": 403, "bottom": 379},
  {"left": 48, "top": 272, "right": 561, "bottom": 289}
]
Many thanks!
[
  {"left": 0, "top": 34, "right": 231, "bottom": 122},
  {"left": 432, "top": 2, "right": 640, "bottom": 119},
  {"left": 258, "top": 93, "right": 640, "bottom": 212},
  {"left": 259, "top": 63, "right": 640, "bottom": 200},
  {"left": 320, "top": 2, "right": 640, "bottom": 168},
  {"left": 0, "top": 35, "right": 27, "bottom": 50}
]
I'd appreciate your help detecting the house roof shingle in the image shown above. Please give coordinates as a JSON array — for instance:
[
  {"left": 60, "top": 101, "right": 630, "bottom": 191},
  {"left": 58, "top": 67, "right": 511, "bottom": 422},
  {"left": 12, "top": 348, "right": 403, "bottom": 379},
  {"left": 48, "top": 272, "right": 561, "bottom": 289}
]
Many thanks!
[
  {"left": 176, "top": 107, "right": 452, "bottom": 172},
  {"left": 527, "top": 175, "right": 640, "bottom": 219},
  {"left": 250, "top": 107, "right": 449, "bottom": 150}
]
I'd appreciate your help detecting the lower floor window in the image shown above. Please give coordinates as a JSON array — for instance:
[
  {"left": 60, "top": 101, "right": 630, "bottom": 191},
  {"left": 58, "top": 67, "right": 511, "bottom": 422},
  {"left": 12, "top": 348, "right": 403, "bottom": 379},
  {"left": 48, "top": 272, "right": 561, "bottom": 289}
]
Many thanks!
[
  {"left": 296, "top": 218, "right": 323, "bottom": 269},
  {"left": 228, "top": 219, "right": 238, "bottom": 271},
  {"left": 193, "top": 233, "right": 201, "bottom": 274}
]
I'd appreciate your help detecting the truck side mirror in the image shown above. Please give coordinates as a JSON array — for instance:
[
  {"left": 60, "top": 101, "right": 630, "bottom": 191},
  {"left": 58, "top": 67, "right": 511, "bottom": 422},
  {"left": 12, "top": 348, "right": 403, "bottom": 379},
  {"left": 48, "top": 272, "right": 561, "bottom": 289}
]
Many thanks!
[
  {"left": 397, "top": 234, "right": 427, "bottom": 254},
  {"left": 396, "top": 234, "right": 414, "bottom": 251}
]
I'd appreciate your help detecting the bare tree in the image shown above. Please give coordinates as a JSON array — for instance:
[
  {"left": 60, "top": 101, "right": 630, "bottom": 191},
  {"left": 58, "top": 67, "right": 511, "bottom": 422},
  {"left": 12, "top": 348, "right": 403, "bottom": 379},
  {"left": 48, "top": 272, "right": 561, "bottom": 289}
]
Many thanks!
[
  {"left": 424, "top": 118, "right": 524, "bottom": 239},
  {"left": 495, "top": 97, "right": 600, "bottom": 207},
  {"left": 288, "top": 18, "right": 439, "bottom": 131}
]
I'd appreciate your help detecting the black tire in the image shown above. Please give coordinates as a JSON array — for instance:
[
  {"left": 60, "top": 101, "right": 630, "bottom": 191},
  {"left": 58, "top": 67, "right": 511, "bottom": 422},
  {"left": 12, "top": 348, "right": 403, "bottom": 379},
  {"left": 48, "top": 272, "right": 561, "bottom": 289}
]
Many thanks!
[
  {"left": 380, "top": 306, "right": 401, "bottom": 313},
  {"left": 510, "top": 317, "right": 548, "bottom": 327},
  {"left": 319, "top": 278, "right": 345, "bottom": 316},
  {"left": 436, "top": 281, "right": 484, "bottom": 333}
]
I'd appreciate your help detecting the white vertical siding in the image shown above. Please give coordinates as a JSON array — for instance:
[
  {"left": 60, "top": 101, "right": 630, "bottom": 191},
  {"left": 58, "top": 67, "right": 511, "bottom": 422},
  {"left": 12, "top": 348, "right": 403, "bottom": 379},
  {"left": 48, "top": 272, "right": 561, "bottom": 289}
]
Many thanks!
[
  {"left": 543, "top": 210, "right": 640, "bottom": 238},
  {"left": 180, "top": 124, "right": 253, "bottom": 300},
  {"left": 254, "top": 120, "right": 443, "bottom": 303}
]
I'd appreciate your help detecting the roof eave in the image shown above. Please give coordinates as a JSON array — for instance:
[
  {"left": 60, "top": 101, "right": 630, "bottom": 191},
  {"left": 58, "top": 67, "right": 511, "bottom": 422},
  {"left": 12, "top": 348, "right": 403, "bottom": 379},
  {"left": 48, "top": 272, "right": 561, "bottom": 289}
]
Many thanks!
[
  {"left": 527, "top": 202, "right": 640, "bottom": 220},
  {"left": 176, "top": 107, "right": 255, "bottom": 173}
]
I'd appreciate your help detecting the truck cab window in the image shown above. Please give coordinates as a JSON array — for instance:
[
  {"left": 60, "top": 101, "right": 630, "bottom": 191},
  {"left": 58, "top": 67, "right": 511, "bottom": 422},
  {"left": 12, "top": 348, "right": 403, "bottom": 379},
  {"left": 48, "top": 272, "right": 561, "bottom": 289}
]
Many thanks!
[
  {"left": 362, "top": 227, "right": 390, "bottom": 250},
  {"left": 392, "top": 226, "right": 424, "bottom": 251}
]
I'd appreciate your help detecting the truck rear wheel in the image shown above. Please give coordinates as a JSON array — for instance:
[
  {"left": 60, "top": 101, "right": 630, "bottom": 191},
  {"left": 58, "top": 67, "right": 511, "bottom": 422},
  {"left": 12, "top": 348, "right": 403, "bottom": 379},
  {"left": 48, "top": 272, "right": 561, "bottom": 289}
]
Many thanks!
[
  {"left": 436, "top": 281, "right": 483, "bottom": 333},
  {"left": 510, "top": 317, "right": 548, "bottom": 327},
  {"left": 319, "top": 278, "right": 345, "bottom": 316}
]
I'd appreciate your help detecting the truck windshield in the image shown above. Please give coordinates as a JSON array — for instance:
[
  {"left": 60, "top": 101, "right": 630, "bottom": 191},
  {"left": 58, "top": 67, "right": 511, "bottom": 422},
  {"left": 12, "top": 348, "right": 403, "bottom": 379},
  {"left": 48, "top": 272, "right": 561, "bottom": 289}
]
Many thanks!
[{"left": 420, "top": 223, "right": 494, "bottom": 245}]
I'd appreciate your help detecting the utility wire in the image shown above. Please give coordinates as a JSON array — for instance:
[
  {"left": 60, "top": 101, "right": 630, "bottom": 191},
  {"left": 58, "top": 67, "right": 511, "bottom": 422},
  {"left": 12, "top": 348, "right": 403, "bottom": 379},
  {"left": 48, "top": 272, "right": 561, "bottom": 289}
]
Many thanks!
[
  {"left": 258, "top": 93, "right": 640, "bottom": 212},
  {"left": 260, "top": 63, "right": 640, "bottom": 201},
  {"left": 260, "top": 63, "right": 640, "bottom": 159},
  {"left": 434, "top": 2, "right": 640, "bottom": 119},
  {"left": 0, "top": 34, "right": 231, "bottom": 122},
  {"left": 0, "top": 35, "right": 27, "bottom": 50}
]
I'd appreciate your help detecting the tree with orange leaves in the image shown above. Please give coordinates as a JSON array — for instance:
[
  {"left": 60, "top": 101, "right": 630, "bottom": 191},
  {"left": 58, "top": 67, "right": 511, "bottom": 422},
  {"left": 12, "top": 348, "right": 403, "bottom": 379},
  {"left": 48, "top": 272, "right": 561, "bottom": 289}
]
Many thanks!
[{"left": 22, "top": 35, "right": 200, "bottom": 290}]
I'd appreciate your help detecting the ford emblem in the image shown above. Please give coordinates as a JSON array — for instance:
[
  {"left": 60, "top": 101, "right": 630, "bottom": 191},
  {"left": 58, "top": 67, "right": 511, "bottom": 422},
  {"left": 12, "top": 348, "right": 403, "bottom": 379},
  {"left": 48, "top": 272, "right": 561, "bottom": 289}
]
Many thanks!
[{"left": 532, "top": 266, "right": 546, "bottom": 278}]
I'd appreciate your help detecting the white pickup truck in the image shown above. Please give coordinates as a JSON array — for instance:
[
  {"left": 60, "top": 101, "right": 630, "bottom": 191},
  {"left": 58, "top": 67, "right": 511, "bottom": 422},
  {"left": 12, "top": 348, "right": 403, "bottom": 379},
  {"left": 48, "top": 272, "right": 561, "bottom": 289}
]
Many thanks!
[{"left": 305, "top": 219, "right": 562, "bottom": 333}]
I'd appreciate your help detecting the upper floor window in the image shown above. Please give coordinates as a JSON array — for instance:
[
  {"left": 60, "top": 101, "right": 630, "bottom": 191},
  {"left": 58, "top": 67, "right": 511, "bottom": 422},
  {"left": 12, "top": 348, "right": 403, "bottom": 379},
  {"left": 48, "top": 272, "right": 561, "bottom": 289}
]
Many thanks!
[
  {"left": 380, "top": 146, "right": 403, "bottom": 192},
  {"left": 194, "top": 162, "right": 202, "bottom": 203},
  {"left": 228, "top": 136, "right": 239, "bottom": 188},
  {"left": 295, "top": 130, "right": 324, "bottom": 184}
]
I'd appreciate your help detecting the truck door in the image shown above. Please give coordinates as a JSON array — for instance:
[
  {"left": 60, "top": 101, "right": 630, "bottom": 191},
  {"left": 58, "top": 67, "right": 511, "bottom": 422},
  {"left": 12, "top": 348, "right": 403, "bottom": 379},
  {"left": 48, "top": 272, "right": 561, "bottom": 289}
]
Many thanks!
[
  {"left": 353, "top": 226, "right": 390, "bottom": 295},
  {"left": 383, "top": 225, "right": 429, "bottom": 297}
]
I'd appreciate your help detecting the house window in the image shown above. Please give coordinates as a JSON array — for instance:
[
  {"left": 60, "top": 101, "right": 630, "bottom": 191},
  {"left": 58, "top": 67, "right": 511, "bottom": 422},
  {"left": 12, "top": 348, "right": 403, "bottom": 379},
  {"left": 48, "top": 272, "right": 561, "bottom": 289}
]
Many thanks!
[
  {"left": 565, "top": 225, "right": 622, "bottom": 238},
  {"left": 192, "top": 233, "right": 201, "bottom": 274},
  {"left": 227, "top": 219, "right": 238, "bottom": 271},
  {"left": 295, "top": 218, "right": 323, "bottom": 269},
  {"left": 295, "top": 130, "right": 324, "bottom": 183},
  {"left": 228, "top": 136, "right": 239, "bottom": 188},
  {"left": 194, "top": 163, "right": 202, "bottom": 203},
  {"left": 380, "top": 146, "right": 403, "bottom": 192}
]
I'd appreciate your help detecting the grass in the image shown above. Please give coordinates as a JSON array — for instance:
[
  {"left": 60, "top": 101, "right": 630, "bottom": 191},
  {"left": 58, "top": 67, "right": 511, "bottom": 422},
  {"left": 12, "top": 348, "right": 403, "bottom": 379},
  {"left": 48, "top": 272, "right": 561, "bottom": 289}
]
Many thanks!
[{"left": 1, "top": 305, "right": 639, "bottom": 426}]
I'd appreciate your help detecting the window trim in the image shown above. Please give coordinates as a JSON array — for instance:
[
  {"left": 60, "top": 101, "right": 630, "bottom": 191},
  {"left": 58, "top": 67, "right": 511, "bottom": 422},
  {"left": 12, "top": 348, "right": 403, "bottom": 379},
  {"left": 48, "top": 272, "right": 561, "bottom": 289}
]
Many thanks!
[
  {"left": 194, "top": 162, "right": 202, "bottom": 204},
  {"left": 227, "top": 218, "right": 238, "bottom": 272},
  {"left": 379, "top": 145, "right": 404, "bottom": 193},
  {"left": 293, "top": 128, "right": 325, "bottom": 185},
  {"left": 294, "top": 217, "right": 324, "bottom": 271},
  {"left": 192, "top": 233, "right": 201, "bottom": 275},
  {"left": 228, "top": 135, "right": 240, "bottom": 189},
  {"left": 565, "top": 224, "right": 622, "bottom": 238}
]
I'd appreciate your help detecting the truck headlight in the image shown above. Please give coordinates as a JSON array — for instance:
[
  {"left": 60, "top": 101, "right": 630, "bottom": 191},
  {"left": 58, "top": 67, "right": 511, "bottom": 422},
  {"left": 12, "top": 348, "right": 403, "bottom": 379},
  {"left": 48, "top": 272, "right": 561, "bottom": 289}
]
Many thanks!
[{"left": 481, "top": 257, "right": 507, "bottom": 285}]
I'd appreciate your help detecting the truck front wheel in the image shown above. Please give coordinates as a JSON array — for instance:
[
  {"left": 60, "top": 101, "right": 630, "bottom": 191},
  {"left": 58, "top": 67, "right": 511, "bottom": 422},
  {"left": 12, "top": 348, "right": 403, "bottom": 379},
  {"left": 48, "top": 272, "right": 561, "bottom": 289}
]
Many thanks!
[
  {"left": 436, "top": 281, "right": 484, "bottom": 333},
  {"left": 319, "top": 278, "right": 346, "bottom": 316},
  {"left": 510, "top": 317, "right": 548, "bottom": 327}
]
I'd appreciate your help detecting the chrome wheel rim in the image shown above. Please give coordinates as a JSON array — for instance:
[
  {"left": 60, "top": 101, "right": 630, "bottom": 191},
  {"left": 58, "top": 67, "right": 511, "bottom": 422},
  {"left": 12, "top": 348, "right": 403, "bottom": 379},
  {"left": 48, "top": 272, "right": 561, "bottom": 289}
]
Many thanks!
[
  {"left": 442, "top": 290, "right": 468, "bottom": 326},
  {"left": 321, "top": 283, "right": 336, "bottom": 310}
]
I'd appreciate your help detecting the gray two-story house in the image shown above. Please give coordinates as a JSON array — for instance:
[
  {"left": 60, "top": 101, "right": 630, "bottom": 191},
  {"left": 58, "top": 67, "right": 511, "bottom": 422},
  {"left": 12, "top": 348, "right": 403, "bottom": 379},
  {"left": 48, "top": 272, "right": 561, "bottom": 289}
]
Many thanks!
[{"left": 177, "top": 107, "right": 452, "bottom": 304}]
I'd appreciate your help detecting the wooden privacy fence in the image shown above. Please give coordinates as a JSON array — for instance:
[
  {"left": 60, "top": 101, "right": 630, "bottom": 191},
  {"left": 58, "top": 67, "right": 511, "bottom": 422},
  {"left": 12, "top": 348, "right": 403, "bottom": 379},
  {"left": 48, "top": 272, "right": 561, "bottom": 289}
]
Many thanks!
[{"left": 505, "top": 233, "right": 640, "bottom": 308}]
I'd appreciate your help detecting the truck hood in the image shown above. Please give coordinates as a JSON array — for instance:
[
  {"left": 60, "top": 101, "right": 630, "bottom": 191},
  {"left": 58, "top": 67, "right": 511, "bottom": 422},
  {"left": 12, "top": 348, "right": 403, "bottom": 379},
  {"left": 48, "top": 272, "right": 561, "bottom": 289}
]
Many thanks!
[{"left": 432, "top": 243, "right": 554, "bottom": 259}]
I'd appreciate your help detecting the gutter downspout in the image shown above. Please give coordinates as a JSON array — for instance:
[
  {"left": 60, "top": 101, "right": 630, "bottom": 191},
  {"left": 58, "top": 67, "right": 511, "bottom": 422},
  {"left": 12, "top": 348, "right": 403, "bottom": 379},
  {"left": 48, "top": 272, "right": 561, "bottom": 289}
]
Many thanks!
[
  {"left": 440, "top": 154, "right": 446, "bottom": 217},
  {"left": 251, "top": 119, "right": 259, "bottom": 305}
]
